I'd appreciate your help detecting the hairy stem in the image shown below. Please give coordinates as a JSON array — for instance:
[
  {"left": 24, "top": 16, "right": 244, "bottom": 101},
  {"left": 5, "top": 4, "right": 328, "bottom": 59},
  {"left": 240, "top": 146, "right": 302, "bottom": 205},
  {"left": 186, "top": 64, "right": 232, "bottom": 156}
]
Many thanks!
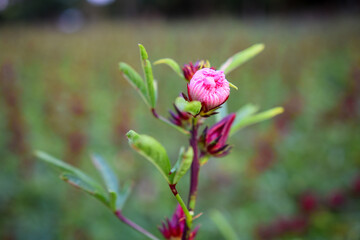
[
  {"left": 115, "top": 210, "right": 159, "bottom": 240},
  {"left": 182, "top": 118, "right": 200, "bottom": 240}
]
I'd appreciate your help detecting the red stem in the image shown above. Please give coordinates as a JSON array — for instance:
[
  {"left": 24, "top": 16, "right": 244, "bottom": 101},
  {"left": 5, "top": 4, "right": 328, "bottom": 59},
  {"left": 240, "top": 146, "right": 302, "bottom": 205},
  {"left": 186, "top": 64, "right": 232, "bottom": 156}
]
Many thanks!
[
  {"left": 182, "top": 119, "right": 200, "bottom": 240},
  {"left": 115, "top": 210, "right": 159, "bottom": 240}
]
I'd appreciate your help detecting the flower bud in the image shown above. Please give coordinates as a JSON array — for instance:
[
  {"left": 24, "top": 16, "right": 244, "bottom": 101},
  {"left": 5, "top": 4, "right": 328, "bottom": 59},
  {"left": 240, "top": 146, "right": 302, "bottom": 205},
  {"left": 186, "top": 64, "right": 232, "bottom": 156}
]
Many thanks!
[
  {"left": 182, "top": 60, "right": 211, "bottom": 81},
  {"left": 200, "top": 113, "right": 235, "bottom": 157},
  {"left": 187, "top": 68, "right": 230, "bottom": 112},
  {"left": 158, "top": 204, "right": 199, "bottom": 240}
]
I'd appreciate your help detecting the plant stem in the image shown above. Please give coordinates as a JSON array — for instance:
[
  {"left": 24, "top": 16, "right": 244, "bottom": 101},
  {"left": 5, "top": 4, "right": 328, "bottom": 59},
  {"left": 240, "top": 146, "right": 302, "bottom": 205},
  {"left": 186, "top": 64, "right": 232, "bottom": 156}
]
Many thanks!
[
  {"left": 169, "top": 184, "right": 193, "bottom": 228},
  {"left": 182, "top": 118, "right": 200, "bottom": 240},
  {"left": 151, "top": 108, "right": 190, "bottom": 135},
  {"left": 188, "top": 118, "right": 200, "bottom": 213},
  {"left": 115, "top": 210, "right": 159, "bottom": 240}
]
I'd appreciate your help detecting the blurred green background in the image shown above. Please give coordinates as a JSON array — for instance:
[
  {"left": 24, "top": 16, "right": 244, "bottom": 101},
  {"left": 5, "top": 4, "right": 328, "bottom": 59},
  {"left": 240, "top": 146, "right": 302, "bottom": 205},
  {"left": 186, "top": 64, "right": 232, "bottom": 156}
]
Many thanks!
[{"left": 1, "top": 0, "right": 360, "bottom": 239}]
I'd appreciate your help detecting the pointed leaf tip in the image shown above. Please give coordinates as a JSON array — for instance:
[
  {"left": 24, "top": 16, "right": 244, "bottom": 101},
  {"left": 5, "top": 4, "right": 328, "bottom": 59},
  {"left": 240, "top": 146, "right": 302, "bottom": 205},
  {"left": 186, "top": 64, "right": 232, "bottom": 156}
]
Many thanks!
[
  {"left": 220, "top": 43, "right": 265, "bottom": 75},
  {"left": 126, "top": 130, "right": 171, "bottom": 183},
  {"left": 153, "top": 58, "right": 183, "bottom": 78},
  {"left": 118, "top": 62, "right": 149, "bottom": 106},
  {"left": 138, "top": 44, "right": 148, "bottom": 60}
]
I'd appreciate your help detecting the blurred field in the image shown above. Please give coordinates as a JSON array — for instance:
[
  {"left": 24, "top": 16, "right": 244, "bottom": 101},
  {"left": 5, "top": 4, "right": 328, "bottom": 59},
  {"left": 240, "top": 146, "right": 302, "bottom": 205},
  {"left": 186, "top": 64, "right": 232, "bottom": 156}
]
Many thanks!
[{"left": 1, "top": 16, "right": 360, "bottom": 239}]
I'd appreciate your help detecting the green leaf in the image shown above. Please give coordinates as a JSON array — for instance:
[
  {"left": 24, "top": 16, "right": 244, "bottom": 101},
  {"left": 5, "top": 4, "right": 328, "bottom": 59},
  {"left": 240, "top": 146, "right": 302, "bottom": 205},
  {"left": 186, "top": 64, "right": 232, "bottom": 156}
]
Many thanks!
[
  {"left": 91, "top": 154, "right": 132, "bottom": 210},
  {"left": 219, "top": 43, "right": 265, "bottom": 75},
  {"left": 35, "top": 151, "right": 108, "bottom": 205},
  {"left": 91, "top": 154, "right": 119, "bottom": 193},
  {"left": 138, "top": 44, "right": 156, "bottom": 108},
  {"left": 60, "top": 173, "right": 108, "bottom": 205},
  {"left": 126, "top": 130, "right": 171, "bottom": 183},
  {"left": 117, "top": 181, "right": 132, "bottom": 210},
  {"left": 230, "top": 106, "right": 284, "bottom": 136},
  {"left": 210, "top": 210, "right": 239, "bottom": 240},
  {"left": 138, "top": 43, "right": 148, "bottom": 60},
  {"left": 175, "top": 97, "right": 201, "bottom": 116},
  {"left": 170, "top": 147, "right": 193, "bottom": 184},
  {"left": 119, "top": 62, "right": 149, "bottom": 105},
  {"left": 231, "top": 104, "right": 259, "bottom": 131},
  {"left": 153, "top": 58, "right": 183, "bottom": 78},
  {"left": 91, "top": 154, "right": 122, "bottom": 210}
]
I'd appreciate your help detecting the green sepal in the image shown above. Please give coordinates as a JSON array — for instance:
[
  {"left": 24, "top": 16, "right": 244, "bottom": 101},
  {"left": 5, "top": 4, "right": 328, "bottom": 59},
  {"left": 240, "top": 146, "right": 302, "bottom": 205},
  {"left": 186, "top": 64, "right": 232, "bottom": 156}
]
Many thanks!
[
  {"left": 126, "top": 130, "right": 171, "bottom": 183},
  {"left": 170, "top": 147, "right": 194, "bottom": 184},
  {"left": 153, "top": 58, "right": 184, "bottom": 78},
  {"left": 219, "top": 43, "right": 265, "bottom": 75},
  {"left": 175, "top": 97, "right": 201, "bottom": 116}
]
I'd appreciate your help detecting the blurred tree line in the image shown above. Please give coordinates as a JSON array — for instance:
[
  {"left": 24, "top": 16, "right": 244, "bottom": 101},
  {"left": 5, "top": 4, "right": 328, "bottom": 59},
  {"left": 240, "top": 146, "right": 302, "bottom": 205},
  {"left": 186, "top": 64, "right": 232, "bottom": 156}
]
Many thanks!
[{"left": 0, "top": 0, "right": 359, "bottom": 22}]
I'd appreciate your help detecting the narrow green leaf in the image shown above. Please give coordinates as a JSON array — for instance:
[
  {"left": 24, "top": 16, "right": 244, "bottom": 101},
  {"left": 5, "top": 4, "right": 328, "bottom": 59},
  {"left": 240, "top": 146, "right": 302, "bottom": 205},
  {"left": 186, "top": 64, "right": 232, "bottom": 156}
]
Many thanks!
[
  {"left": 138, "top": 44, "right": 156, "bottom": 108},
  {"left": 36, "top": 151, "right": 95, "bottom": 186},
  {"left": 119, "top": 62, "right": 149, "bottom": 105},
  {"left": 60, "top": 172, "right": 108, "bottom": 205},
  {"left": 91, "top": 154, "right": 121, "bottom": 210},
  {"left": 117, "top": 181, "right": 132, "bottom": 210},
  {"left": 153, "top": 58, "right": 183, "bottom": 78},
  {"left": 219, "top": 43, "right": 265, "bottom": 75},
  {"left": 231, "top": 104, "right": 259, "bottom": 130},
  {"left": 138, "top": 43, "right": 148, "bottom": 60},
  {"left": 230, "top": 106, "right": 284, "bottom": 136},
  {"left": 126, "top": 130, "right": 171, "bottom": 182},
  {"left": 210, "top": 210, "right": 239, "bottom": 240},
  {"left": 171, "top": 147, "right": 194, "bottom": 184},
  {"left": 91, "top": 154, "right": 119, "bottom": 193},
  {"left": 35, "top": 151, "right": 109, "bottom": 205},
  {"left": 175, "top": 97, "right": 201, "bottom": 116}
]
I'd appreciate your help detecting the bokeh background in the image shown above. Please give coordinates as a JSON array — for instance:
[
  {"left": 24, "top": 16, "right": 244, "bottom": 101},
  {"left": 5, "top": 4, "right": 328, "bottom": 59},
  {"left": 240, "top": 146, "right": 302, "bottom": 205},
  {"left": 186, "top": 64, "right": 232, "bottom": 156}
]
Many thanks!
[{"left": 1, "top": 0, "right": 360, "bottom": 239}]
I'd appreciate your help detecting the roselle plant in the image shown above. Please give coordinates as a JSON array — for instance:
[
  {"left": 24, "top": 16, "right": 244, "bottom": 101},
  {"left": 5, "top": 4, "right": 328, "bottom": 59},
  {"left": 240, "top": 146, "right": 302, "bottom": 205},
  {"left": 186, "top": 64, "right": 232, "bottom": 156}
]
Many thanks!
[{"left": 36, "top": 43, "right": 283, "bottom": 240}]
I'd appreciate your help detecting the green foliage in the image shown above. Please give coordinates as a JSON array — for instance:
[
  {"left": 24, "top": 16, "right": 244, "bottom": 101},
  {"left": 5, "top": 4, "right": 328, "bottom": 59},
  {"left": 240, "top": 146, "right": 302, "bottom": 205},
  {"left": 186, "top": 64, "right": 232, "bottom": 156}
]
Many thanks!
[
  {"left": 153, "top": 58, "right": 184, "bottom": 78},
  {"left": 219, "top": 43, "right": 265, "bottom": 75},
  {"left": 35, "top": 151, "right": 131, "bottom": 211},
  {"left": 170, "top": 147, "right": 193, "bottom": 184},
  {"left": 210, "top": 210, "right": 239, "bottom": 240},
  {"left": 138, "top": 44, "right": 157, "bottom": 108},
  {"left": 230, "top": 106, "right": 284, "bottom": 136},
  {"left": 126, "top": 130, "right": 171, "bottom": 183},
  {"left": 91, "top": 154, "right": 130, "bottom": 210},
  {"left": 35, "top": 151, "right": 109, "bottom": 205},
  {"left": 2, "top": 19, "right": 360, "bottom": 240},
  {"left": 175, "top": 97, "right": 202, "bottom": 116},
  {"left": 119, "top": 62, "right": 149, "bottom": 105}
]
